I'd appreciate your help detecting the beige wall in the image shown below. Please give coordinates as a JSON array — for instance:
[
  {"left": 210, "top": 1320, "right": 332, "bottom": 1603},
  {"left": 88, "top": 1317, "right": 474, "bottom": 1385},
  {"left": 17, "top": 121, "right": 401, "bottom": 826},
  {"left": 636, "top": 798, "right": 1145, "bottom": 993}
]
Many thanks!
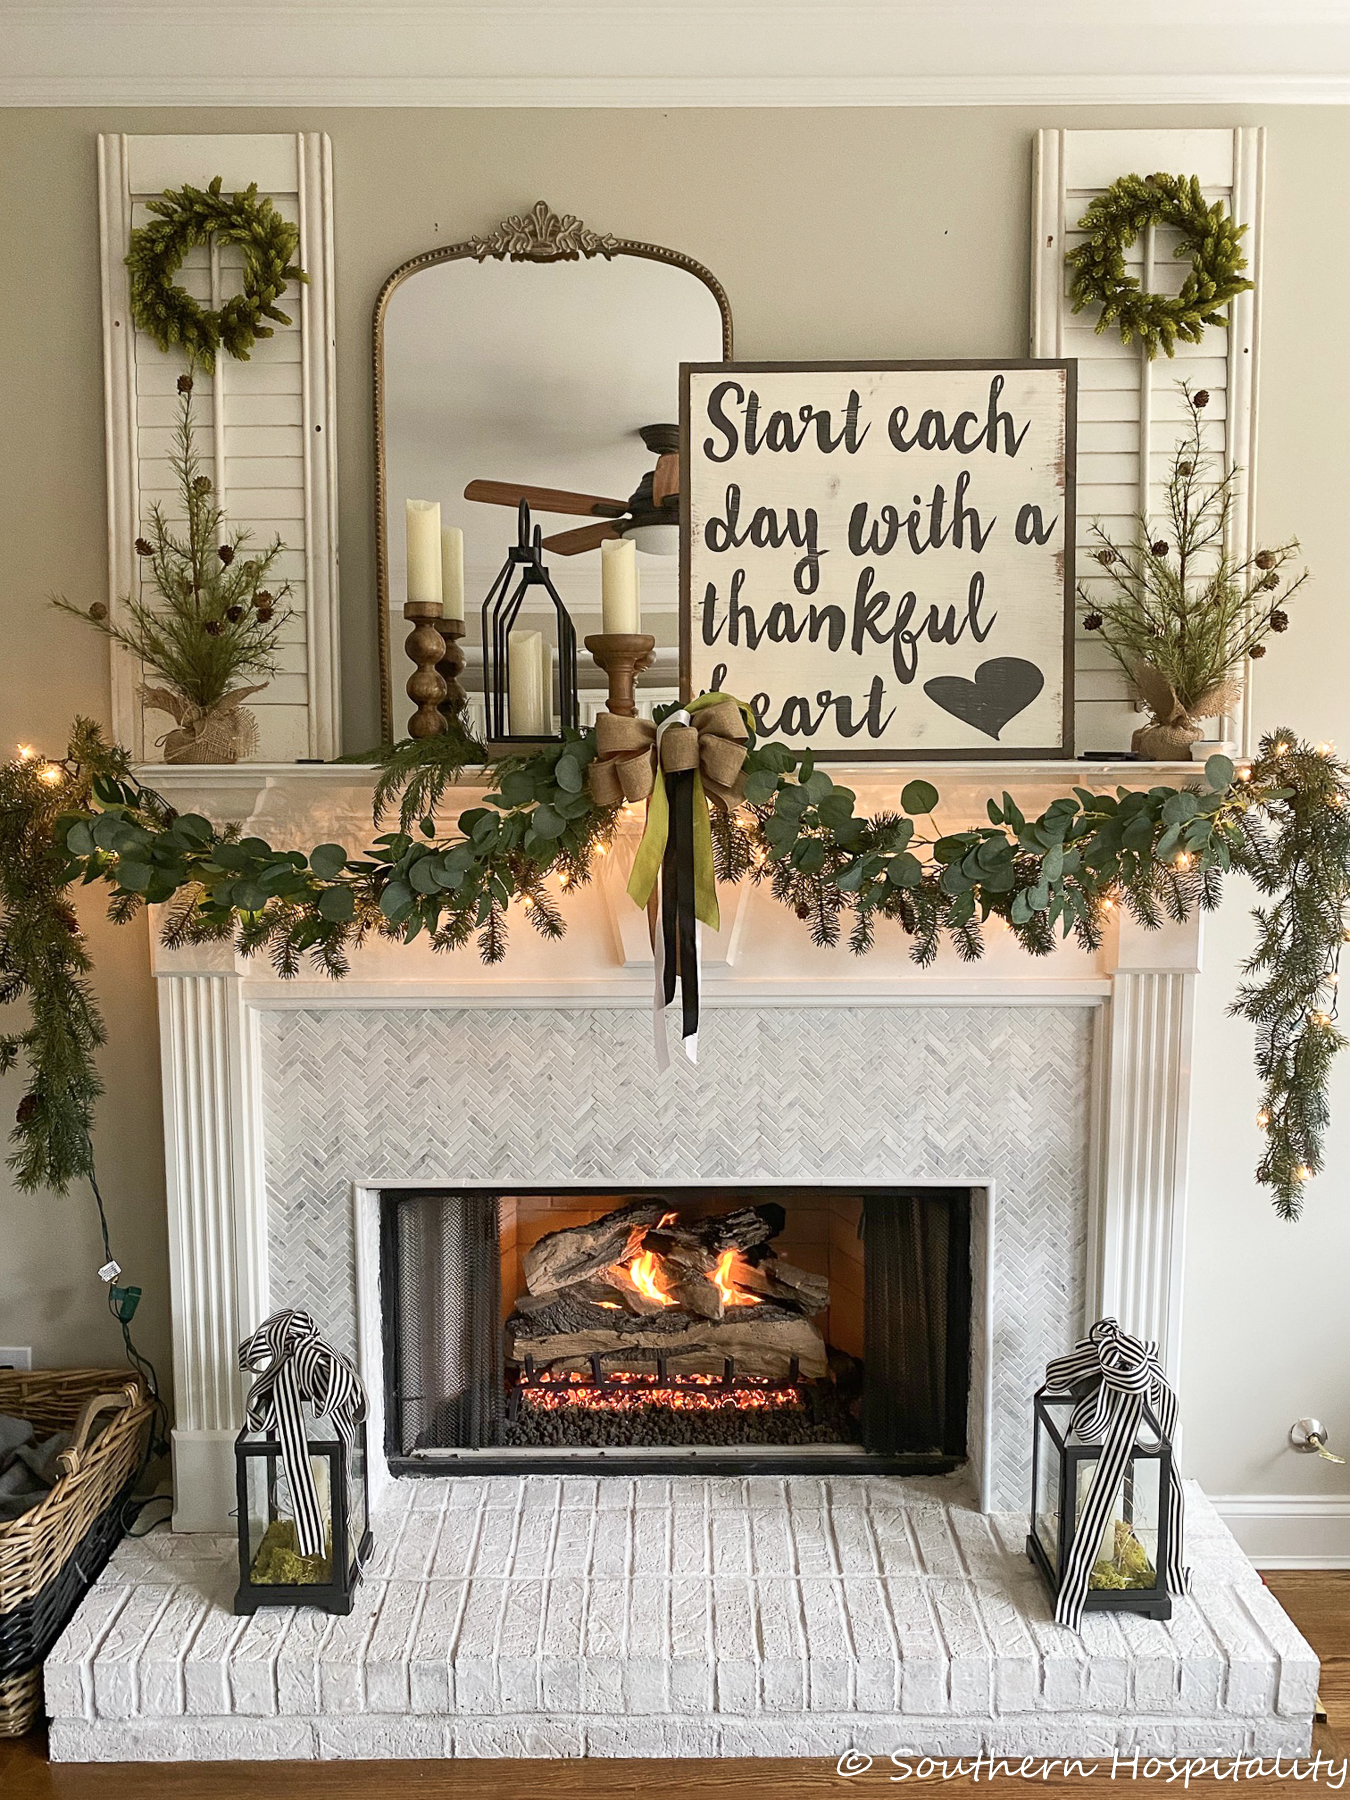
[{"left": 3, "top": 105, "right": 1349, "bottom": 1507}]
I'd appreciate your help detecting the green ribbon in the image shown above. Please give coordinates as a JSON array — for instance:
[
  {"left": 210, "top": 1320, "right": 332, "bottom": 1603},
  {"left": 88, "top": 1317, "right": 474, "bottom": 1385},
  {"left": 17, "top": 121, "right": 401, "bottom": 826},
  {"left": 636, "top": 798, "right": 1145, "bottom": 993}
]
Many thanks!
[{"left": 626, "top": 693, "right": 749, "bottom": 934}]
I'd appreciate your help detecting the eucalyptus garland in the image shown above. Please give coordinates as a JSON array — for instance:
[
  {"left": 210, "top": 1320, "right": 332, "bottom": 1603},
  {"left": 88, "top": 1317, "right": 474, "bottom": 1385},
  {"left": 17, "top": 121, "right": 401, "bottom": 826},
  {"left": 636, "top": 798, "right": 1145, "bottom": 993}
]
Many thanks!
[
  {"left": 1, "top": 719, "right": 1346, "bottom": 1220},
  {"left": 1067, "top": 171, "right": 1254, "bottom": 359},
  {"left": 126, "top": 177, "right": 307, "bottom": 373}
]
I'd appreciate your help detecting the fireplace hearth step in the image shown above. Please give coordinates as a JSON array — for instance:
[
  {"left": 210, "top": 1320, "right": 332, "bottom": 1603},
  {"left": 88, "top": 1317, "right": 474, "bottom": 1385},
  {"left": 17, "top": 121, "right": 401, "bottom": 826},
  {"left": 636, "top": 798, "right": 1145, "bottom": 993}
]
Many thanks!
[{"left": 44, "top": 1477, "right": 1316, "bottom": 1764}]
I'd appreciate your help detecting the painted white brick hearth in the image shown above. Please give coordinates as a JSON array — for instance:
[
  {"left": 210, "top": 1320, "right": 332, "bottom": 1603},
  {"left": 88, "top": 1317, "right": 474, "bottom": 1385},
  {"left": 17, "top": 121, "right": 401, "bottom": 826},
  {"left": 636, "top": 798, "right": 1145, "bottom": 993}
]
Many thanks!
[{"left": 45, "top": 1478, "right": 1316, "bottom": 1762}]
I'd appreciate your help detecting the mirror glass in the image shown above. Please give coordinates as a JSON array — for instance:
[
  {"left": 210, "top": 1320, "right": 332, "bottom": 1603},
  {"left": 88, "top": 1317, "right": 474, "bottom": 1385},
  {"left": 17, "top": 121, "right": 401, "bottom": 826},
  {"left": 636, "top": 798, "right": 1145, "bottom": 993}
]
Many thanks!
[{"left": 378, "top": 239, "right": 728, "bottom": 736}]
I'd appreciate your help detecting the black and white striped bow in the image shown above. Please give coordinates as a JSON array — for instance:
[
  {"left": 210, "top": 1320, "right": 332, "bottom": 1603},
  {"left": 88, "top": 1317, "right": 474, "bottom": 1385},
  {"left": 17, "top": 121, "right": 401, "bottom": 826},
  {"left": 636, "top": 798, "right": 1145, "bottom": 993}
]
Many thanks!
[
  {"left": 238, "top": 1310, "right": 366, "bottom": 1559},
  {"left": 1043, "top": 1317, "right": 1188, "bottom": 1631}
]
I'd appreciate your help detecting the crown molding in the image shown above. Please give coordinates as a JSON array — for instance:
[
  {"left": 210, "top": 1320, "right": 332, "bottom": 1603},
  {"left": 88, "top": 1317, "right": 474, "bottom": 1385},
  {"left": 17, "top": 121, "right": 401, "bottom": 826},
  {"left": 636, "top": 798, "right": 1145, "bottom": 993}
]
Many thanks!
[
  {"left": 3, "top": 2, "right": 1349, "bottom": 107},
  {"left": 4, "top": 74, "right": 1350, "bottom": 107}
]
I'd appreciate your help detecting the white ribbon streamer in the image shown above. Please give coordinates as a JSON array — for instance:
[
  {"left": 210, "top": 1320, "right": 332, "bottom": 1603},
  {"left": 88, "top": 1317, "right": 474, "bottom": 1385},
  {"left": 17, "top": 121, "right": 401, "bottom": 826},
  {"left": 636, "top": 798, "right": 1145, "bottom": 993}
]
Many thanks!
[
  {"left": 238, "top": 1309, "right": 366, "bottom": 1559},
  {"left": 1042, "top": 1317, "right": 1188, "bottom": 1631}
]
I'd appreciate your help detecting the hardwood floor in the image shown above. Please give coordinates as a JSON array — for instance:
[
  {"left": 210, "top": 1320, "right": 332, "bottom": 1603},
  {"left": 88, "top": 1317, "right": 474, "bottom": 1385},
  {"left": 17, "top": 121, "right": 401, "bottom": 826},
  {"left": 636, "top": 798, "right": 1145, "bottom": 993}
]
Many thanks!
[{"left": 3, "top": 1572, "right": 1347, "bottom": 1799}]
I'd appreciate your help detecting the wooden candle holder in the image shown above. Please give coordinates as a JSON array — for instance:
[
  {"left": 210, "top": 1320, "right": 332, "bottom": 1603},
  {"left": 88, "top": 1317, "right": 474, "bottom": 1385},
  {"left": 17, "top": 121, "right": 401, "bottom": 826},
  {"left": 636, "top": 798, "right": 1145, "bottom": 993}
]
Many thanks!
[
  {"left": 404, "top": 600, "right": 448, "bottom": 738},
  {"left": 436, "top": 617, "right": 467, "bottom": 722},
  {"left": 585, "top": 632, "right": 656, "bottom": 718}
]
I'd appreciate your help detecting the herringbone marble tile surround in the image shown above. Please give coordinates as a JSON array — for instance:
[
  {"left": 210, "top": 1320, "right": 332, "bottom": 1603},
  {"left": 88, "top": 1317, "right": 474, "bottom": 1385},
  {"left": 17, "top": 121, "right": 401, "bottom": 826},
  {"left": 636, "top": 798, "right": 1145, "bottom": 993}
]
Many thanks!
[{"left": 260, "top": 1005, "right": 1091, "bottom": 1509}]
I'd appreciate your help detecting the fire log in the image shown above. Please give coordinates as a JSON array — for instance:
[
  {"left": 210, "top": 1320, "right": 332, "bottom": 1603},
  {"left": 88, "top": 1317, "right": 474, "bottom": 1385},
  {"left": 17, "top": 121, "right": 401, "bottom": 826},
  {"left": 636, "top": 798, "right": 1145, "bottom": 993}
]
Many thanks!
[{"left": 522, "top": 1198, "right": 670, "bottom": 1296}]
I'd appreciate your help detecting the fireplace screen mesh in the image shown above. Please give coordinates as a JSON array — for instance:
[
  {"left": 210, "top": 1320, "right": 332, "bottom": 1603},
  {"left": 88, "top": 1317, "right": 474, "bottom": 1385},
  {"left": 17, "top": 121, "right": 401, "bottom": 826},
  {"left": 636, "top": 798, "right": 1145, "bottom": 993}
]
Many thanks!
[{"left": 382, "top": 1187, "right": 969, "bottom": 1472}]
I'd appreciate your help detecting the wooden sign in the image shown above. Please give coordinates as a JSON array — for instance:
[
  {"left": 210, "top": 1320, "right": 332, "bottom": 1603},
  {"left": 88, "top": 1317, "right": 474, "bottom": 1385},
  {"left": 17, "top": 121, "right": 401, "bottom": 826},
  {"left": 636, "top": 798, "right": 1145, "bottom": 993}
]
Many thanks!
[{"left": 680, "top": 360, "right": 1076, "bottom": 759}]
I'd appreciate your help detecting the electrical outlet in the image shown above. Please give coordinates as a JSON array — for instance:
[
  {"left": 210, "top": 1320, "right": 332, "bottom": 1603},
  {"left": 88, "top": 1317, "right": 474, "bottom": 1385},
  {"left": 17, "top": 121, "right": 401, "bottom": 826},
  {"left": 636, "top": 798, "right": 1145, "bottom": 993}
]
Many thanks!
[{"left": 0, "top": 1347, "right": 32, "bottom": 1371}]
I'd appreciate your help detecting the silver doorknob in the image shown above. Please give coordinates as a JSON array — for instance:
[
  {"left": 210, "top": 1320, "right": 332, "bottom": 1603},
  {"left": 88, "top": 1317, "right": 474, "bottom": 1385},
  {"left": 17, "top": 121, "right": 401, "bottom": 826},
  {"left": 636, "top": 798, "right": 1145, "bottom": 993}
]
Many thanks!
[{"left": 1291, "top": 1417, "right": 1346, "bottom": 1463}]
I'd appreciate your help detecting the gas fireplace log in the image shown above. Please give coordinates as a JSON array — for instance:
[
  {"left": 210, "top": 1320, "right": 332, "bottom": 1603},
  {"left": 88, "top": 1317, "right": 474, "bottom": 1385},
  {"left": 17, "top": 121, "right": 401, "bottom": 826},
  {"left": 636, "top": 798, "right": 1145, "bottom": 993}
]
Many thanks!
[
  {"left": 522, "top": 1198, "right": 670, "bottom": 1296},
  {"left": 640, "top": 1204, "right": 785, "bottom": 1262},
  {"left": 508, "top": 1296, "right": 829, "bottom": 1381},
  {"left": 732, "top": 1259, "right": 831, "bottom": 1316}
]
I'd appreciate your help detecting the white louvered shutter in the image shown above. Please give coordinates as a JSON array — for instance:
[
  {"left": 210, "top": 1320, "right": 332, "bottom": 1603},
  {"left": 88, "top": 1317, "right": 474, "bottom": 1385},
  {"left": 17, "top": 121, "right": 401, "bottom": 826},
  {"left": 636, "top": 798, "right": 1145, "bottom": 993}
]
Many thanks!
[
  {"left": 1032, "top": 128, "right": 1264, "bottom": 756},
  {"left": 98, "top": 134, "right": 339, "bottom": 764}
]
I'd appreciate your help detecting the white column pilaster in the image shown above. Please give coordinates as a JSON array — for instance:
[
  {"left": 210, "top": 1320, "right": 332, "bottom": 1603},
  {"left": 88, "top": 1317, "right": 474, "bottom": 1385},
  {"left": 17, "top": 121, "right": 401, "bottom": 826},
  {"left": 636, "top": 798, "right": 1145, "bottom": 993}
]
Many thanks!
[
  {"left": 154, "top": 935, "right": 267, "bottom": 1531},
  {"left": 1089, "top": 909, "right": 1203, "bottom": 1381}
]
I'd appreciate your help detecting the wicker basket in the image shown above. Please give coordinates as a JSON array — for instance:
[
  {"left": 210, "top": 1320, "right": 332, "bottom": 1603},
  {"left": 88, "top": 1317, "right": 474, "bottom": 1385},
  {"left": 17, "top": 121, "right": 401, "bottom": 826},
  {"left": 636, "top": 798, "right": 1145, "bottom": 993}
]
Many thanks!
[{"left": 0, "top": 1369, "right": 153, "bottom": 1737}]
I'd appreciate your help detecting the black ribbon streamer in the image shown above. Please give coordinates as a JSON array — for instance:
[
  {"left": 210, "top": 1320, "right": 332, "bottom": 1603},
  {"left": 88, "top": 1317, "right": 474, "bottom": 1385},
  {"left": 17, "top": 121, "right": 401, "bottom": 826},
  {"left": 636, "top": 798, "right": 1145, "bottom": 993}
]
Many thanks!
[{"left": 659, "top": 768, "right": 700, "bottom": 1048}]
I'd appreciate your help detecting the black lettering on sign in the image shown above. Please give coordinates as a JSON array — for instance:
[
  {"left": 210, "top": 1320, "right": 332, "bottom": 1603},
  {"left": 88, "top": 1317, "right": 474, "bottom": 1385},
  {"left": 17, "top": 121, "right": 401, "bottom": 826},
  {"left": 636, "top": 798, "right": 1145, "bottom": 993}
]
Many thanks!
[
  {"left": 703, "top": 485, "right": 826, "bottom": 595},
  {"left": 1015, "top": 503, "right": 1057, "bottom": 545},
  {"left": 701, "top": 384, "right": 871, "bottom": 461},
  {"left": 887, "top": 375, "right": 1031, "bottom": 459}
]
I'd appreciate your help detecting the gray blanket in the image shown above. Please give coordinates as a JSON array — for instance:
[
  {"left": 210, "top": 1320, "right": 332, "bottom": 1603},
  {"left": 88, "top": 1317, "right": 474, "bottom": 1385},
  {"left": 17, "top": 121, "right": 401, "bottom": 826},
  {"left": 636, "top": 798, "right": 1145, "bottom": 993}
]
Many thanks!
[{"left": 0, "top": 1413, "right": 72, "bottom": 1522}]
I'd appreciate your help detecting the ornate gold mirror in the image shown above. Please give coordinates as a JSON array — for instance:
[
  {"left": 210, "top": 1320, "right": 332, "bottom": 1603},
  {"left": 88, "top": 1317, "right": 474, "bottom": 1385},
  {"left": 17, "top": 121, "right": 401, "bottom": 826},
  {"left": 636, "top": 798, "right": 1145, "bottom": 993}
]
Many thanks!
[{"left": 373, "top": 202, "right": 733, "bottom": 741}]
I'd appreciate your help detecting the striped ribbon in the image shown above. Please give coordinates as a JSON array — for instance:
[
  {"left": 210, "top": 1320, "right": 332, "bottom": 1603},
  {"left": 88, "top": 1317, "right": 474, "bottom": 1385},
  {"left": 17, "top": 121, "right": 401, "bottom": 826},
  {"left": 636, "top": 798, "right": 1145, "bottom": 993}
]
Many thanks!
[
  {"left": 238, "top": 1309, "right": 366, "bottom": 1559},
  {"left": 1043, "top": 1317, "right": 1188, "bottom": 1631}
]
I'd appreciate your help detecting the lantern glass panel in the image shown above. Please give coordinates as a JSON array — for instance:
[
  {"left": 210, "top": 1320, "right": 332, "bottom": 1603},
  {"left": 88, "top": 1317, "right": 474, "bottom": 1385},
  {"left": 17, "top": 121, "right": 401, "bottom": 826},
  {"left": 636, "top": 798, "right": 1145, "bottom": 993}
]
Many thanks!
[
  {"left": 347, "top": 1432, "right": 368, "bottom": 1552},
  {"left": 1032, "top": 1407, "right": 1063, "bottom": 1564},
  {"left": 242, "top": 1443, "right": 335, "bottom": 1586},
  {"left": 1080, "top": 1452, "right": 1161, "bottom": 1593}
]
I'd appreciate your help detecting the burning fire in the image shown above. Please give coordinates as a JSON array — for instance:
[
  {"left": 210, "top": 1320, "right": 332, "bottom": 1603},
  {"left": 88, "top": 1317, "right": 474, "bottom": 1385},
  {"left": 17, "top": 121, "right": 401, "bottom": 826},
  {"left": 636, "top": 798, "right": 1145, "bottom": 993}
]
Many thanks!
[
  {"left": 520, "top": 1369, "right": 799, "bottom": 1414},
  {"left": 712, "top": 1249, "right": 761, "bottom": 1308},
  {"left": 628, "top": 1249, "right": 676, "bottom": 1306}
]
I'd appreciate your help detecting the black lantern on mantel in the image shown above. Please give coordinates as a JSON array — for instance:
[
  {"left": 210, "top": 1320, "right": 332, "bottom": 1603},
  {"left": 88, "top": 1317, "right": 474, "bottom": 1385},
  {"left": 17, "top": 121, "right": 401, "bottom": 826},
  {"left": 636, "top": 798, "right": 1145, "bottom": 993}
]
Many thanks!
[
  {"left": 1026, "top": 1320, "right": 1186, "bottom": 1628},
  {"left": 481, "top": 499, "right": 579, "bottom": 746},
  {"left": 233, "top": 1310, "right": 373, "bottom": 1617}
]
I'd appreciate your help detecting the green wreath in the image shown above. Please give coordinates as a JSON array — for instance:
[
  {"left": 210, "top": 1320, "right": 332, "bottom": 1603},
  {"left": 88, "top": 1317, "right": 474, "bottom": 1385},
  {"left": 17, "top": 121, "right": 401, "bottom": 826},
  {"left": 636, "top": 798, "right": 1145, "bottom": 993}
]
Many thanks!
[
  {"left": 1067, "top": 171, "right": 1253, "bottom": 359},
  {"left": 126, "top": 177, "right": 307, "bottom": 373}
]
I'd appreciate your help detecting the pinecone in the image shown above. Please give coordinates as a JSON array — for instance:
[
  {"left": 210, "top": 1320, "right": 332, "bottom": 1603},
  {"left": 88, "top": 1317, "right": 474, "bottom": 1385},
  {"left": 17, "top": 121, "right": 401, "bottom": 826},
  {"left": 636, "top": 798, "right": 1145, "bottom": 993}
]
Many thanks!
[
  {"left": 218, "top": 544, "right": 235, "bottom": 566},
  {"left": 1193, "top": 389, "right": 1210, "bottom": 408},
  {"left": 15, "top": 1093, "right": 37, "bottom": 1127},
  {"left": 225, "top": 605, "right": 244, "bottom": 623},
  {"left": 1270, "top": 610, "right": 1290, "bottom": 632},
  {"left": 255, "top": 606, "right": 274, "bottom": 623},
  {"left": 1095, "top": 548, "right": 1118, "bottom": 566},
  {"left": 134, "top": 537, "right": 153, "bottom": 557},
  {"left": 1255, "top": 550, "right": 1277, "bottom": 571},
  {"left": 1151, "top": 539, "right": 1170, "bottom": 557},
  {"left": 254, "top": 591, "right": 273, "bottom": 609},
  {"left": 192, "top": 475, "right": 212, "bottom": 495},
  {"left": 1249, "top": 643, "right": 1267, "bottom": 659},
  {"left": 204, "top": 620, "right": 223, "bottom": 638},
  {"left": 1178, "top": 462, "right": 1194, "bottom": 477},
  {"left": 88, "top": 602, "right": 108, "bottom": 621},
  {"left": 1083, "top": 612, "right": 1104, "bottom": 631},
  {"left": 176, "top": 373, "right": 193, "bottom": 395},
  {"left": 1261, "top": 571, "right": 1281, "bottom": 591}
]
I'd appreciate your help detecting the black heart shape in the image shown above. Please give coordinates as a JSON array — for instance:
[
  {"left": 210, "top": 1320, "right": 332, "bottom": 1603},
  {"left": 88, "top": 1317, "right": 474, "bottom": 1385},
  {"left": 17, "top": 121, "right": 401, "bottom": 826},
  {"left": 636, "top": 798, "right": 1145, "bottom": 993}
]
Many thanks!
[{"left": 923, "top": 658, "right": 1046, "bottom": 741}]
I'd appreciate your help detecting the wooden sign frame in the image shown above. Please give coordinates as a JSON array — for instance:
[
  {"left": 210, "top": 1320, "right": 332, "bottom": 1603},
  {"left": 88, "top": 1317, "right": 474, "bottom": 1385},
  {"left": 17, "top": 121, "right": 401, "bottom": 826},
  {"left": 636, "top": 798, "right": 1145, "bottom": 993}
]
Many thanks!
[{"left": 680, "top": 359, "right": 1077, "bottom": 762}]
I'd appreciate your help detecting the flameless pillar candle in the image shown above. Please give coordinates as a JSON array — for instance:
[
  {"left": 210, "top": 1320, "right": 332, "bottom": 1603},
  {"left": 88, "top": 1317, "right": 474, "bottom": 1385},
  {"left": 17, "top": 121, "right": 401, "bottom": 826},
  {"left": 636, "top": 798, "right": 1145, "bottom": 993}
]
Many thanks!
[
  {"left": 440, "top": 526, "right": 465, "bottom": 622},
  {"left": 600, "top": 536, "right": 640, "bottom": 634},
  {"left": 508, "top": 630, "right": 548, "bottom": 735},
  {"left": 405, "top": 500, "right": 442, "bottom": 606}
]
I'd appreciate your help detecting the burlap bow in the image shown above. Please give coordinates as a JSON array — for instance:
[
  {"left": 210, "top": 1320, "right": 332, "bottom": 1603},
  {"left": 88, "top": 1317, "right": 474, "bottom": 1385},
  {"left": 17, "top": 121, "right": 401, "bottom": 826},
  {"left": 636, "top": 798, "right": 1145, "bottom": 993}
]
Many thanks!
[
  {"left": 588, "top": 697, "right": 749, "bottom": 810},
  {"left": 597, "top": 694, "right": 750, "bottom": 937}
]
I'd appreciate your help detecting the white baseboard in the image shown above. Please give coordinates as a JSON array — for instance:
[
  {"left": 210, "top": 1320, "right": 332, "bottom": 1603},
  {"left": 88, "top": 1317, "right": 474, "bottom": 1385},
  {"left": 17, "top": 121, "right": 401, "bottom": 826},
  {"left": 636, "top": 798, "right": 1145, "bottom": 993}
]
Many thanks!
[{"left": 1211, "top": 1495, "right": 1350, "bottom": 1568}]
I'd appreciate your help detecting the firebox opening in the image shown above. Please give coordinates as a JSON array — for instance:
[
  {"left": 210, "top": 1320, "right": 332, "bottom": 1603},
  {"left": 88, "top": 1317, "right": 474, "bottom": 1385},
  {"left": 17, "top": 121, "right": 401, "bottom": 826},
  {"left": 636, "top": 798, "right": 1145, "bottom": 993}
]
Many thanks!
[{"left": 380, "top": 1186, "right": 971, "bottom": 1477}]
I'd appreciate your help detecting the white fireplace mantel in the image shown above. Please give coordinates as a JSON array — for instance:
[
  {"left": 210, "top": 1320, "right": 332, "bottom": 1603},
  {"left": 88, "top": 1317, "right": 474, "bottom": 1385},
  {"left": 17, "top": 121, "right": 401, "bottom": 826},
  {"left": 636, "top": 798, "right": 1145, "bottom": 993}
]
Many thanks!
[{"left": 141, "top": 762, "right": 1203, "bottom": 1530}]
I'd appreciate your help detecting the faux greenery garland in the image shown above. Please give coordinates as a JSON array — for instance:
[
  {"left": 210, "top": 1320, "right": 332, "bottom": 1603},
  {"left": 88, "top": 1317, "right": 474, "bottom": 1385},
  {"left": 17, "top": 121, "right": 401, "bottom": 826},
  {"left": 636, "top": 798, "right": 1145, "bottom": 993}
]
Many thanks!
[
  {"left": 1067, "top": 172, "right": 1254, "bottom": 359},
  {"left": 2, "top": 719, "right": 1346, "bottom": 1220},
  {"left": 126, "top": 178, "right": 307, "bottom": 373}
]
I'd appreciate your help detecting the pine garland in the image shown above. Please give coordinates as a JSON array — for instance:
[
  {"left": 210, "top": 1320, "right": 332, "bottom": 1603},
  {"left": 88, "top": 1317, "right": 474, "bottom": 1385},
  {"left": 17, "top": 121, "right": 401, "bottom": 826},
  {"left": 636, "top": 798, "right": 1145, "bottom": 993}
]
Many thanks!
[
  {"left": 125, "top": 178, "right": 307, "bottom": 373},
  {"left": 1067, "top": 172, "right": 1254, "bottom": 359},
  {"left": 2, "top": 722, "right": 1347, "bottom": 1219}
]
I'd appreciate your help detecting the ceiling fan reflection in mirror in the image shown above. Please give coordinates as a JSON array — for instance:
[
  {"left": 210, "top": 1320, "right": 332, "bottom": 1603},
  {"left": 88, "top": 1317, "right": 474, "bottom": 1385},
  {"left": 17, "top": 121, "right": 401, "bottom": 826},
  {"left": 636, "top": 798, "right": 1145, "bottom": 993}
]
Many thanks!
[{"left": 464, "top": 423, "right": 680, "bottom": 557}]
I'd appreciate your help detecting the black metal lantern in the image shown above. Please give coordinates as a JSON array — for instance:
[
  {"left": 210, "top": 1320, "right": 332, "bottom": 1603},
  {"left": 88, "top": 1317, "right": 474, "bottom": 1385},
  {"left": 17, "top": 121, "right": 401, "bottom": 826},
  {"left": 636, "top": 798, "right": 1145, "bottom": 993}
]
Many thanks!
[
  {"left": 481, "top": 499, "right": 579, "bottom": 745},
  {"left": 1027, "top": 1383, "right": 1175, "bottom": 1621},
  {"left": 233, "top": 1418, "right": 372, "bottom": 1616}
]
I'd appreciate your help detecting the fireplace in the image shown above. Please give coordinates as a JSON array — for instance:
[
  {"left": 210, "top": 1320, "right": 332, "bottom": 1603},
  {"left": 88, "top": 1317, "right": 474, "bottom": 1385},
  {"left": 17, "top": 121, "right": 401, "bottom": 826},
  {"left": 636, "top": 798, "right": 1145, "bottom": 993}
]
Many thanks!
[{"left": 379, "top": 1185, "right": 971, "bottom": 1476}]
